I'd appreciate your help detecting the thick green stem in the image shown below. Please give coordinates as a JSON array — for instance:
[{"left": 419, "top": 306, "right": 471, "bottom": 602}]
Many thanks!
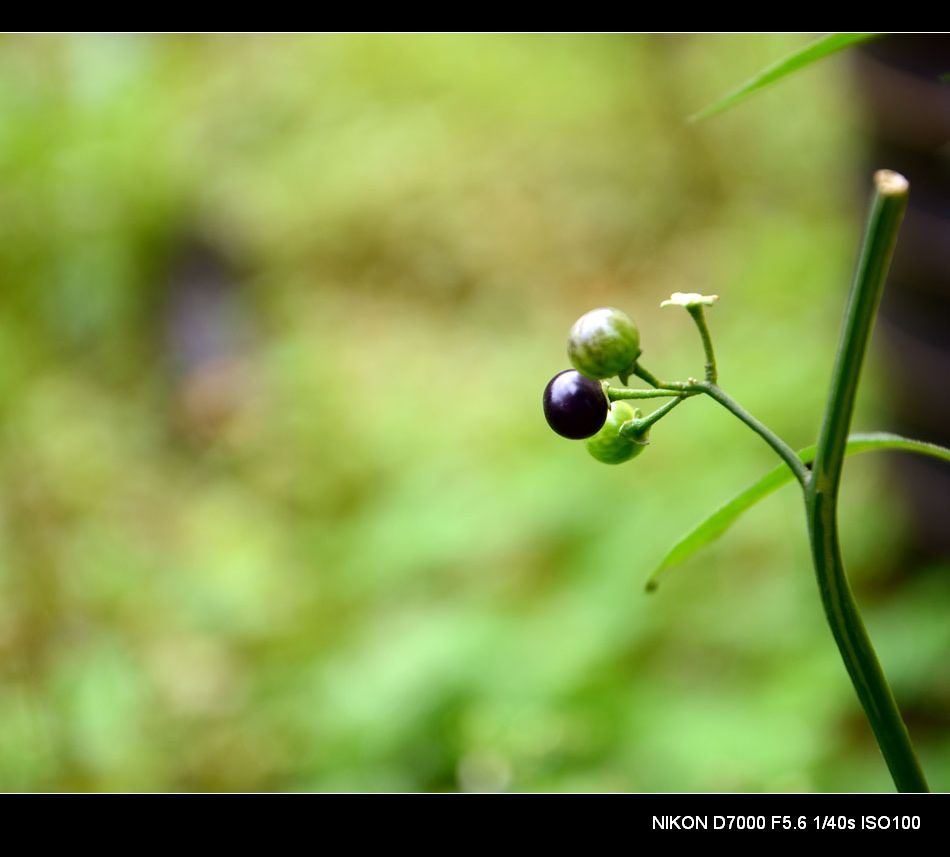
[
  {"left": 806, "top": 493, "right": 926, "bottom": 791},
  {"left": 807, "top": 170, "right": 927, "bottom": 792},
  {"left": 813, "top": 171, "right": 909, "bottom": 495}
]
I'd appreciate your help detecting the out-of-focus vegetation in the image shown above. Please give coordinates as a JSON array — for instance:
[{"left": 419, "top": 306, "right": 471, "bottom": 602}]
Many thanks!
[
  {"left": 0, "top": 33, "right": 945, "bottom": 792},
  {"left": 689, "top": 32, "right": 878, "bottom": 121}
]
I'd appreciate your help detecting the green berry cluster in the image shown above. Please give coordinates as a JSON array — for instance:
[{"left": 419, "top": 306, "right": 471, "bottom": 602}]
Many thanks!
[{"left": 543, "top": 307, "right": 648, "bottom": 464}]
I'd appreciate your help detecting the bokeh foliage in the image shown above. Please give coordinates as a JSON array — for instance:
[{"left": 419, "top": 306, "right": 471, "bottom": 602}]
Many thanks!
[{"left": 0, "top": 33, "right": 946, "bottom": 791}]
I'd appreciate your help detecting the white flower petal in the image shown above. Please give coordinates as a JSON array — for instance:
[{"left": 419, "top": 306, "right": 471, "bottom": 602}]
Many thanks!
[{"left": 660, "top": 292, "right": 719, "bottom": 308}]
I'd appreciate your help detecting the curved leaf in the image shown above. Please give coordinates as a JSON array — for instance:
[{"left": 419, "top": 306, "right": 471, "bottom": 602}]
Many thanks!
[
  {"left": 646, "top": 432, "right": 950, "bottom": 591},
  {"left": 690, "top": 33, "right": 880, "bottom": 123}
]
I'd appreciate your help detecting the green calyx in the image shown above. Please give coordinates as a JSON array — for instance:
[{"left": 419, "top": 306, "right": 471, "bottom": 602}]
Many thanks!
[
  {"left": 568, "top": 307, "right": 641, "bottom": 381},
  {"left": 586, "top": 401, "right": 649, "bottom": 465}
]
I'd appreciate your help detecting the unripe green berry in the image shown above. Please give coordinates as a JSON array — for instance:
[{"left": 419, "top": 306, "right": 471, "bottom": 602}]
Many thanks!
[
  {"left": 568, "top": 307, "right": 640, "bottom": 381},
  {"left": 586, "top": 401, "right": 649, "bottom": 465}
]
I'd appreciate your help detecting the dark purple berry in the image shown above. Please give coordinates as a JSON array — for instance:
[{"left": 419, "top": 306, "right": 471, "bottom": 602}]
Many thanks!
[{"left": 543, "top": 370, "right": 609, "bottom": 439}]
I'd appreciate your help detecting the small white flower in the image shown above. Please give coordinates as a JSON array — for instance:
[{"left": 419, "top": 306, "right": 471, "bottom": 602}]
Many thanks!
[{"left": 660, "top": 292, "right": 719, "bottom": 309}]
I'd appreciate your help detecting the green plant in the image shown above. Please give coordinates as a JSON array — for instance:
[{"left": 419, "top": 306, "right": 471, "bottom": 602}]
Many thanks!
[
  {"left": 690, "top": 32, "right": 879, "bottom": 121},
  {"left": 542, "top": 170, "right": 948, "bottom": 793}
]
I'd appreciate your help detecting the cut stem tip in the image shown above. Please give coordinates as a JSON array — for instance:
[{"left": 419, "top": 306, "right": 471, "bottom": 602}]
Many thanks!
[{"left": 874, "top": 170, "right": 909, "bottom": 196}]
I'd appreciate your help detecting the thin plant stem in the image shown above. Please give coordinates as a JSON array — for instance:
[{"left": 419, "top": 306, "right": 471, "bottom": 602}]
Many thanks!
[
  {"left": 698, "top": 382, "right": 809, "bottom": 487},
  {"left": 687, "top": 305, "right": 718, "bottom": 384},
  {"left": 607, "top": 387, "right": 684, "bottom": 401},
  {"left": 616, "top": 372, "right": 809, "bottom": 486},
  {"left": 620, "top": 396, "right": 685, "bottom": 437},
  {"left": 632, "top": 364, "right": 693, "bottom": 392},
  {"left": 629, "top": 358, "right": 808, "bottom": 484},
  {"left": 632, "top": 364, "right": 668, "bottom": 389},
  {"left": 806, "top": 170, "right": 927, "bottom": 792}
]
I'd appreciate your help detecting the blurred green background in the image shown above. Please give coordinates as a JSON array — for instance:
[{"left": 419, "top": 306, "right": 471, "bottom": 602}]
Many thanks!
[{"left": 0, "top": 33, "right": 946, "bottom": 792}]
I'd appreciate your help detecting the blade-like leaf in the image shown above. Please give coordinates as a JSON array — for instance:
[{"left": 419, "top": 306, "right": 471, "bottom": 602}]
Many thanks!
[
  {"left": 646, "top": 432, "right": 950, "bottom": 591},
  {"left": 690, "top": 33, "right": 880, "bottom": 123}
]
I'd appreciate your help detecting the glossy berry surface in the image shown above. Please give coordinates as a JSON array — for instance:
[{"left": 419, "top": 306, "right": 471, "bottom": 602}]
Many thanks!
[
  {"left": 568, "top": 307, "right": 640, "bottom": 380},
  {"left": 543, "top": 370, "right": 608, "bottom": 439},
  {"left": 586, "top": 401, "right": 649, "bottom": 464}
]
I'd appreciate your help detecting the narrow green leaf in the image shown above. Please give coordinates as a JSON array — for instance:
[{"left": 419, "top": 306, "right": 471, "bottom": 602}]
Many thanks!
[
  {"left": 690, "top": 33, "right": 880, "bottom": 123},
  {"left": 646, "top": 432, "right": 950, "bottom": 591}
]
